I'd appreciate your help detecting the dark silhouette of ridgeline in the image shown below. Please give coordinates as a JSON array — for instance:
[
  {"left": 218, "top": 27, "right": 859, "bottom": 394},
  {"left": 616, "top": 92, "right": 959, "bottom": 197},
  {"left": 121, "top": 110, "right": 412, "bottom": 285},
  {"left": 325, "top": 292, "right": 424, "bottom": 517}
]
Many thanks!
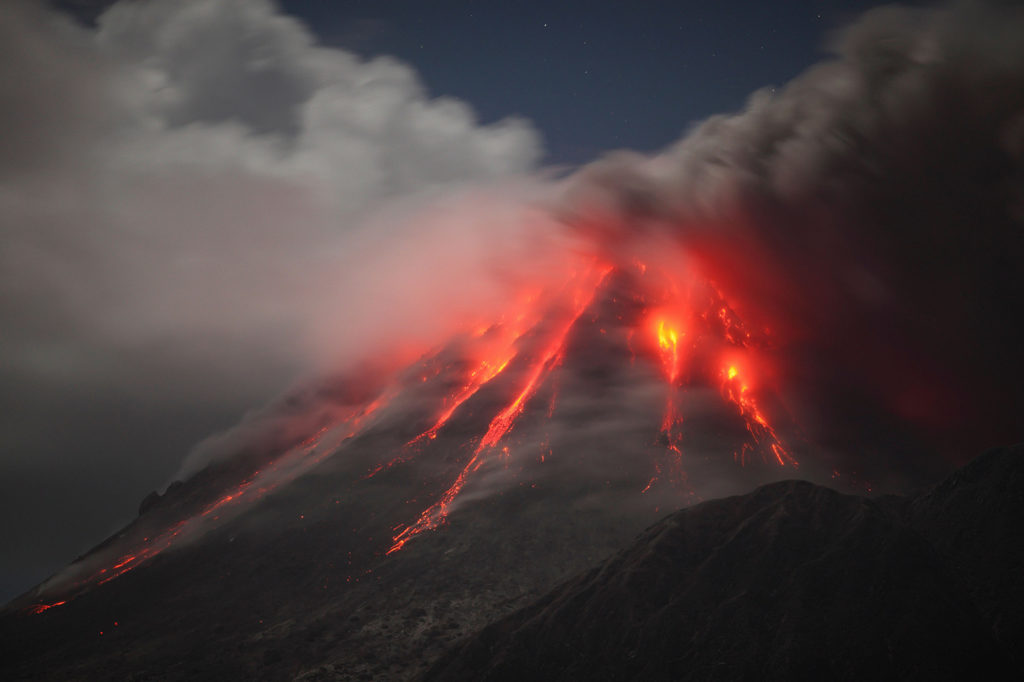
[
  {"left": 2, "top": 440, "right": 1019, "bottom": 681},
  {"left": 426, "top": 444, "right": 1024, "bottom": 681}
]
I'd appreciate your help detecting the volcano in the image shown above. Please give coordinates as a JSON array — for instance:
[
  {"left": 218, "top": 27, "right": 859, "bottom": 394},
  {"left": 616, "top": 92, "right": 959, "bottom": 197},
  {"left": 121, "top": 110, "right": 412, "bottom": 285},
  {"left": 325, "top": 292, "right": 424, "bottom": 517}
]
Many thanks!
[{"left": 0, "top": 253, "right": 1006, "bottom": 680}]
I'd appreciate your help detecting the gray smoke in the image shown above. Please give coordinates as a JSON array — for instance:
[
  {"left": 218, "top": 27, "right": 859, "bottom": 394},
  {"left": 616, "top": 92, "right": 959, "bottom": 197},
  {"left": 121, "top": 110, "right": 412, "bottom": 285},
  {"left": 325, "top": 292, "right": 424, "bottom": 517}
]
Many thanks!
[{"left": 559, "top": 0, "right": 1024, "bottom": 473}]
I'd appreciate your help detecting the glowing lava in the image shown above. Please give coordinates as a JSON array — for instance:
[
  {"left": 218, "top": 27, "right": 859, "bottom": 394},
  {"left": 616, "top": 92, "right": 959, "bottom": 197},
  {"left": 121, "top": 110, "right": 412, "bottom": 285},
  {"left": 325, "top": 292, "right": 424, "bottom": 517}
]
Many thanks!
[
  {"left": 31, "top": 244, "right": 807, "bottom": 607},
  {"left": 406, "top": 355, "right": 513, "bottom": 446},
  {"left": 27, "top": 391, "right": 392, "bottom": 614},
  {"left": 648, "top": 313, "right": 687, "bottom": 487},
  {"left": 655, "top": 318, "right": 683, "bottom": 384},
  {"left": 720, "top": 362, "right": 796, "bottom": 467},
  {"left": 28, "top": 600, "right": 66, "bottom": 615},
  {"left": 388, "top": 265, "right": 612, "bottom": 554}
]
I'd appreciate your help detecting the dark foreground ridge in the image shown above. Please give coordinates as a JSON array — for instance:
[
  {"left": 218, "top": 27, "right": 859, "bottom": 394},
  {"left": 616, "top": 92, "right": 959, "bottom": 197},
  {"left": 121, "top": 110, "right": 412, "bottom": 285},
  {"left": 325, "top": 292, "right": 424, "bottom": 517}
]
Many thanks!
[
  {"left": 1, "top": 444, "right": 1021, "bottom": 681},
  {"left": 426, "top": 445, "right": 1024, "bottom": 681}
]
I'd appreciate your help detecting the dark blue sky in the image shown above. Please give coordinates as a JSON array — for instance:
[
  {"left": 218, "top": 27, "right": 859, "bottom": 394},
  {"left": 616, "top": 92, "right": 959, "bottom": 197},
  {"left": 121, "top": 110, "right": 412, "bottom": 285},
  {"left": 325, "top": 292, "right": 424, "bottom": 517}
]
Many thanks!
[{"left": 279, "top": 0, "right": 919, "bottom": 165}]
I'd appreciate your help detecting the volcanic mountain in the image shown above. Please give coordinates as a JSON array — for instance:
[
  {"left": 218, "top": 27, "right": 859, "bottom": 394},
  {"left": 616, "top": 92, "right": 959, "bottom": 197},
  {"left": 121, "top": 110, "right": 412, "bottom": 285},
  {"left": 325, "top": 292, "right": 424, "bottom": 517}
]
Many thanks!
[{"left": 0, "top": 256, "right": 987, "bottom": 680}]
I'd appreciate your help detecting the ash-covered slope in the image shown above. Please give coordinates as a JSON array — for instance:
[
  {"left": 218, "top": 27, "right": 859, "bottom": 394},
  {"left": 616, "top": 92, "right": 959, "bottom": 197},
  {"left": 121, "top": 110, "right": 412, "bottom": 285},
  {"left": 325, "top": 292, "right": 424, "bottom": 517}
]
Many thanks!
[
  {"left": 0, "top": 437, "right": 662, "bottom": 681},
  {"left": 0, "top": 260, "right": 971, "bottom": 682},
  {"left": 0, "top": 265, "right": 819, "bottom": 681},
  {"left": 426, "top": 445, "right": 1024, "bottom": 682}
]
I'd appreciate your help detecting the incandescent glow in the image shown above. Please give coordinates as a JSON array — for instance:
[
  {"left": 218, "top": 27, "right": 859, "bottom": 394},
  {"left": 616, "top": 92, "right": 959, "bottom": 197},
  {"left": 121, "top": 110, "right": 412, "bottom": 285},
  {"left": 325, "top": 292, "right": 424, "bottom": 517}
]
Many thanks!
[
  {"left": 28, "top": 600, "right": 66, "bottom": 615},
  {"left": 647, "top": 311, "right": 689, "bottom": 489},
  {"left": 655, "top": 318, "right": 683, "bottom": 384},
  {"left": 388, "top": 264, "right": 612, "bottom": 554},
  {"left": 29, "top": 391, "right": 392, "bottom": 613},
  {"left": 720, "top": 362, "right": 796, "bottom": 467},
  {"left": 32, "top": 238, "right": 809, "bottom": 606},
  {"left": 407, "top": 354, "right": 515, "bottom": 447}
]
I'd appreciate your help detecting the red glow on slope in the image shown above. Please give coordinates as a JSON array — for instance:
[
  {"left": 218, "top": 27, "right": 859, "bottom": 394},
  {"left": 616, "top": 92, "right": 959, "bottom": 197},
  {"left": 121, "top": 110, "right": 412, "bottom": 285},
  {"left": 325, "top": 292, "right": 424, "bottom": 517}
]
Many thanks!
[
  {"left": 32, "top": 227, "right": 813, "bottom": 606},
  {"left": 30, "top": 390, "right": 392, "bottom": 612},
  {"left": 625, "top": 261, "right": 801, "bottom": 490},
  {"left": 644, "top": 310, "right": 689, "bottom": 489},
  {"left": 407, "top": 356, "right": 513, "bottom": 446},
  {"left": 653, "top": 316, "right": 684, "bottom": 384},
  {"left": 388, "top": 264, "right": 612, "bottom": 554},
  {"left": 476, "top": 264, "right": 612, "bottom": 455},
  {"left": 28, "top": 600, "right": 66, "bottom": 615},
  {"left": 404, "top": 311, "right": 541, "bottom": 449},
  {"left": 720, "top": 361, "right": 797, "bottom": 467}
]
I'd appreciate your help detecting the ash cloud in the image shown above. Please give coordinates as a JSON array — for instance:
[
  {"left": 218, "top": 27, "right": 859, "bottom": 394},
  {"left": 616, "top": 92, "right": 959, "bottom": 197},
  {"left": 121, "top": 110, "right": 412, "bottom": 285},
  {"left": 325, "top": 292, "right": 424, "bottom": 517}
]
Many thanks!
[{"left": 561, "top": 0, "right": 1024, "bottom": 475}]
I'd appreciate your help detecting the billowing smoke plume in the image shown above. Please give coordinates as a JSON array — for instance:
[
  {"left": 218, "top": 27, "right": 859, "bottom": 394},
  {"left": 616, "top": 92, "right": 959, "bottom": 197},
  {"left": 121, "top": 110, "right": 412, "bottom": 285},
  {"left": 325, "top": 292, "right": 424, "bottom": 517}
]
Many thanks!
[{"left": 560, "top": 0, "right": 1024, "bottom": 478}]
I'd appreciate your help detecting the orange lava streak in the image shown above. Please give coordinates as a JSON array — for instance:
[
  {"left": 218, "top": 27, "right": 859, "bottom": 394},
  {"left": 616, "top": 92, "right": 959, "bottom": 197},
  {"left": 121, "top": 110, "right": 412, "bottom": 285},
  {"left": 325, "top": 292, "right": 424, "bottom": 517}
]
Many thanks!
[
  {"left": 660, "top": 395, "right": 683, "bottom": 452},
  {"left": 644, "top": 309, "right": 689, "bottom": 490},
  {"left": 475, "top": 266, "right": 612, "bottom": 454},
  {"left": 387, "top": 265, "right": 612, "bottom": 554},
  {"left": 655, "top": 318, "right": 683, "bottom": 383},
  {"left": 28, "top": 600, "right": 66, "bottom": 615},
  {"left": 407, "top": 356, "right": 514, "bottom": 447},
  {"left": 32, "top": 393, "right": 391, "bottom": 612},
  {"left": 404, "top": 286, "right": 562, "bottom": 450},
  {"left": 721, "top": 364, "right": 796, "bottom": 467},
  {"left": 386, "top": 448, "right": 486, "bottom": 555}
]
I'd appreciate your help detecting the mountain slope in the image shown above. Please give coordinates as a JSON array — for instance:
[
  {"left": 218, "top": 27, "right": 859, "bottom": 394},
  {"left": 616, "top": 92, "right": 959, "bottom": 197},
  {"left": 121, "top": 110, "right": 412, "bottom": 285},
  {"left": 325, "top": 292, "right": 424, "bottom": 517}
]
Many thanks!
[
  {"left": 0, "top": 260, "right": 994, "bottom": 681},
  {"left": 426, "top": 445, "right": 1023, "bottom": 681},
  {"left": 0, "top": 262, "right": 822, "bottom": 680}
]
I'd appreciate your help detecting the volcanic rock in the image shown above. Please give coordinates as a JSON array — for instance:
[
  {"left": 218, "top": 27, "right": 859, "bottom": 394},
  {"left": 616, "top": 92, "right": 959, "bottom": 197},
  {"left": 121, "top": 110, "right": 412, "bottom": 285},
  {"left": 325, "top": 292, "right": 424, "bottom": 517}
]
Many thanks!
[{"left": 425, "top": 445, "right": 1023, "bottom": 681}]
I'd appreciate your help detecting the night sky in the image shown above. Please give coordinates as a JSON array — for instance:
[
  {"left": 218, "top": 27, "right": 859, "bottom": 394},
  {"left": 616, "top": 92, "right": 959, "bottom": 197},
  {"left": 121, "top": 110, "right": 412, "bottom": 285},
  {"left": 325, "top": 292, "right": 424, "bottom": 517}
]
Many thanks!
[
  {"left": 58, "top": 0, "right": 917, "bottom": 162},
  {"left": 279, "top": 0, "right": 897, "bottom": 163},
  {"left": 2, "top": 0, "right": 1019, "bottom": 607}
]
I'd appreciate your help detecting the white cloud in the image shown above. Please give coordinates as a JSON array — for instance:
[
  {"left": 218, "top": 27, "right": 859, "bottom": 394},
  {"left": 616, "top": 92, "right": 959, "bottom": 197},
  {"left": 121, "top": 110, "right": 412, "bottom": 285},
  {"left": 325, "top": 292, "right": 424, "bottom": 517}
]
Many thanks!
[{"left": 0, "top": 0, "right": 547, "bottom": 519}]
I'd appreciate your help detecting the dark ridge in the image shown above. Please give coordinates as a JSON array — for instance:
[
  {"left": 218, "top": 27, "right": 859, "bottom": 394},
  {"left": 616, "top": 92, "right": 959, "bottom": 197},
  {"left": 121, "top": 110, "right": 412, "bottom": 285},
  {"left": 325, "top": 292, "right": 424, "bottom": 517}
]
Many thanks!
[{"left": 425, "top": 446, "right": 1024, "bottom": 681}]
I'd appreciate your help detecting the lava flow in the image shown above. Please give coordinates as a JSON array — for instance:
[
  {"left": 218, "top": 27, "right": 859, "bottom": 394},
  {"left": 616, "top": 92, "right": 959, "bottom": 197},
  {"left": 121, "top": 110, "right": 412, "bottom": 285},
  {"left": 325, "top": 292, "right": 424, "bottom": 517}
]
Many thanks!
[
  {"left": 388, "top": 264, "right": 613, "bottom": 554},
  {"left": 720, "top": 362, "right": 796, "bottom": 467},
  {"left": 30, "top": 243, "right": 807, "bottom": 610},
  {"left": 27, "top": 392, "right": 393, "bottom": 614}
]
